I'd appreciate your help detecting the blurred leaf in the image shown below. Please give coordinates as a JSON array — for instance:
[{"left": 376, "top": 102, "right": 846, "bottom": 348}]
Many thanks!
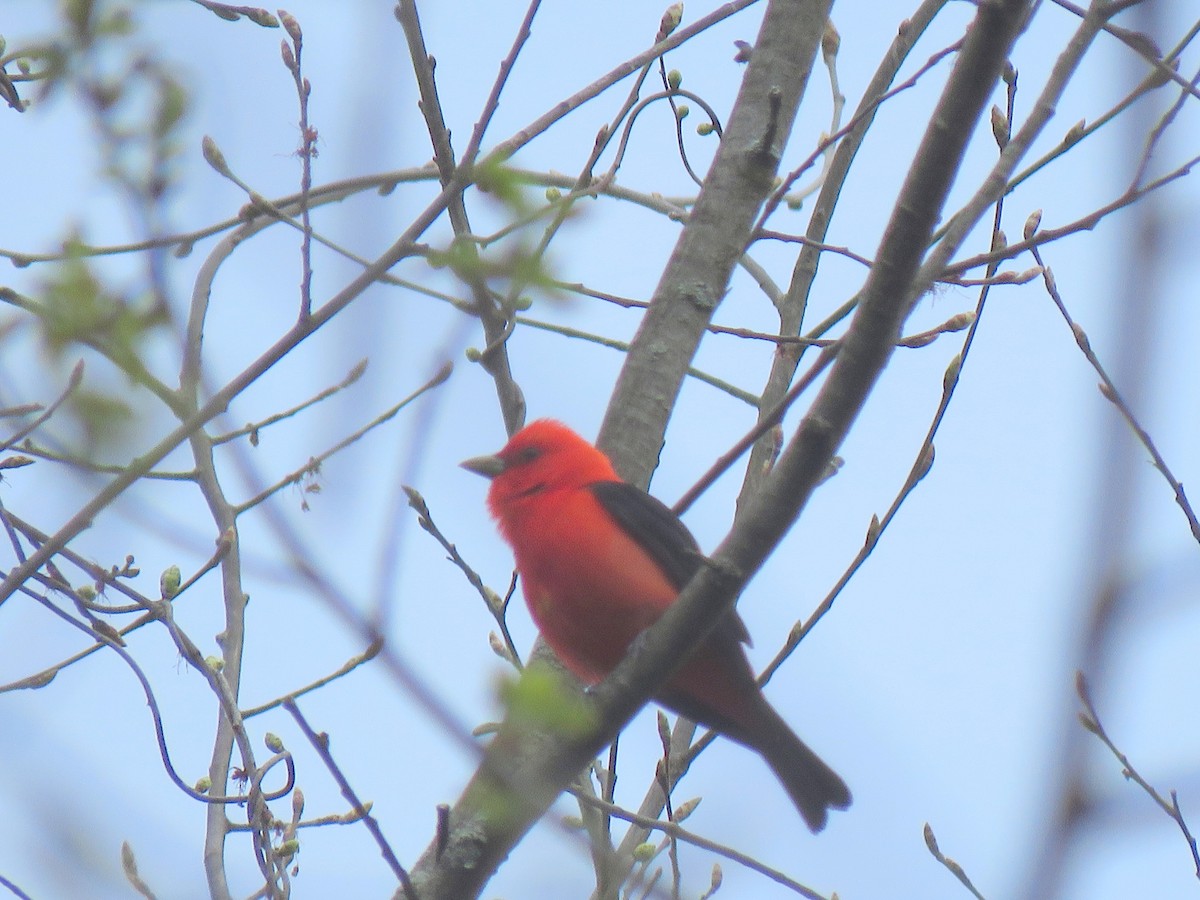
[
  {"left": 497, "top": 664, "right": 597, "bottom": 739},
  {"left": 153, "top": 73, "right": 187, "bottom": 139},
  {"left": 69, "top": 388, "right": 134, "bottom": 445},
  {"left": 474, "top": 154, "right": 530, "bottom": 213},
  {"left": 37, "top": 252, "right": 162, "bottom": 376}
]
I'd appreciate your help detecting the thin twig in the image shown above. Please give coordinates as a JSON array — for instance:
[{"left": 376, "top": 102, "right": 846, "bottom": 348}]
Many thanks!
[
  {"left": 1076, "top": 673, "right": 1200, "bottom": 878},
  {"left": 283, "top": 699, "right": 414, "bottom": 892},
  {"left": 278, "top": 11, "right": 316, "bottom": 319},
  {"left": 924, "top": 823, "right": 988, "bottom": 899},
  {"left": 212, "top": 359, "right": 368, "bottom": 446},
  {"left": 673, "top": 344, "right": 839, "bottom": 516},
  {"left": 571, "top": 791, "right": 831, "bottom": 900},
  {"left": 1029, "top": 244, "right": 1200, "bottom": 544},
  {"left": 234, "top": 363, "right": 452, "bottom": 515},
  {"left": 241, "top": 639, "right": 384, "bottom": 718},
  {"left": 402, "top": 486, "right": 522, "bottom": 669},
  {"left": 0, "top": 359, "right": 83, "bottom": 452}
]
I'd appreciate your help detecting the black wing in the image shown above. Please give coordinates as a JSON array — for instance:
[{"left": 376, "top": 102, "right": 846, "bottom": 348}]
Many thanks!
[
  {"left": 589, "top": 480, "right": 702, "bottom": 590},
  {"left": 590, "top": 480, "right": 751, "bottom": 646}
]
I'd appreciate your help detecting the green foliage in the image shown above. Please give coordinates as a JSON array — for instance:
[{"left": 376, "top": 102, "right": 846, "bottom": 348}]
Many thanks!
[
  {"left": 16, "top": 2, "right": 192, "bottom": 199},
  {"left": 68, "top": 387, "right": 134, "bottom": 446},
  {"left": 498, "top": 664, "right": 598, "bottom": 740},
  {"left": 428, "top": 237, "right": 564, "bottom": 309},
  {"left": 152, "top": 73, "right": 186, "bottom": 140},
  {"left": 474, "top": 153, "right": 528, "bottom": 212},
  {"left": 36, "top": 252, "right": 160, "bottom": 375},
  {"left": 429, "top": 157, "right": 571, "bottom": 307},
  {"left": 31, "top": 245, "right": 166, "bottom": 451}
]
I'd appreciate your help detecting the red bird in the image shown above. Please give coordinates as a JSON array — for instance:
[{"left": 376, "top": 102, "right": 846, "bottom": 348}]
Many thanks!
[{"left": 461, "top": 419, "right": 850, "bottom": 831}]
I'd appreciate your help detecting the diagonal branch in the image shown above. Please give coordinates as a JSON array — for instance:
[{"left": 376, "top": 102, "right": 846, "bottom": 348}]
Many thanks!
[
  {"left": 401, "top": 2, "right": 833, "bottom": 896},
  {"left": 402, "top": 2, "right": 1037, "bottom": 897},
  {"left": 600, "top": 0, "right": 835, "bottom": 485}
]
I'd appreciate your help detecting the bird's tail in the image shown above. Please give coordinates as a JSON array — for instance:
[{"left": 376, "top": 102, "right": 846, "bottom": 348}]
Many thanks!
[{"left": 744, "top": 699, "right": 851, "bottom": 833}]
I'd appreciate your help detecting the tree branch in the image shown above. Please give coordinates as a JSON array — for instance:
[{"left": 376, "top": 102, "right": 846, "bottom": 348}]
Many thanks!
[{"left": 599, "top": 0, "right": 834, "bottom": 485}]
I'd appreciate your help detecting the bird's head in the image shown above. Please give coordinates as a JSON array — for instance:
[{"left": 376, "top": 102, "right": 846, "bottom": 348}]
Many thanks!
[{"left": 460, "top": 419, "right": 618, "bottom": 516}]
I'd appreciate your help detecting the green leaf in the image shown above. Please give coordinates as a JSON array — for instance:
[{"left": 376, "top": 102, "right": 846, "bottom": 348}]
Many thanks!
[
  {"left": 497, "top": 665, "right": 597, "bottom": 739},
  {"left": 69, "top": 388, "right": 134, "bottom": 445}
]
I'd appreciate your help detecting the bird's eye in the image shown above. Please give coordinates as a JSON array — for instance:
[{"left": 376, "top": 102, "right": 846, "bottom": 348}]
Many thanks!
[{"left": 515, "top": 445, "right": 542, "bottom": 464}]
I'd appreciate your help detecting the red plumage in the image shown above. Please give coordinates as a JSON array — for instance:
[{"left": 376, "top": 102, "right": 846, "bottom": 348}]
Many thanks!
[{"left": 462, "top": 419, "right": 850, "bottom": 832}]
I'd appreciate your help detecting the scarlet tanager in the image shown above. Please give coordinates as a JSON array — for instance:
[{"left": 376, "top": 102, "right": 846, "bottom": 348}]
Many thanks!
[{"left": 461, "top": 419, "right": 851, "bottom": 832}]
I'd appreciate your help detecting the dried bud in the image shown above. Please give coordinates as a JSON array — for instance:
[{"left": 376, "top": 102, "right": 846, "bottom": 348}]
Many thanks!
[
  {"left": 708, "top": 864, "right": 723, "bottom": 893},
  {"left": 657, "top": 3, "right": 683, "bottom": 41},
  {"left": 201, "top": 135, "right": 230, "bottom": 176},
  {"left": 245, "top": 9, "right": 279, "bottom": 27},
  {"left": 279, "top": 10, "right": 302, "bottom": 45},
  {"left": 482, "top": 586, "right": 504, "bottom": 613},
  {"left": 943, "top": 354, "right": 962, "bottom": 394},
  {"left": 912, "top": 442, "right": 935, "bottom": 484},
  {"left": 657, "top": 710, "right": 671, "bottom": 748},
  {"left": 488, "top": 631, "right": 514, "bottom": 664},
  {"left": 1071, "top": 322, "right": 1091, "bottom": 353},
  {"left": 1043, "top": 266, "right": 1058, "bottom": 296},
  {"left": 1023, "top": 208, "right": 1043, "bottom": 241},
  {"left": 93, "top": 621, "right": 125, "bottom": 646},
  {"left": 899, "top": 331, "right": 937, "bottom": 349},
  {"left": 674, "top": 797, "right": 701, "bottom": 821},
  {"left": 821, "top": 20, "right": 840, "bottom": 60},
  {"left": 924, "top": 822, "right": 940, "bottom": 854},
  {"left": 943, "top": 312, "right": 975, "bottom": 332},
  {"left": 1062, "top": 119, "right": 1086, "bottom": 148},
  {"left": 990, "top": 105, "right": 1009, "bottom": 149},
  {"left": 864, "top": 514, "right": 881, "bottom": 550}
]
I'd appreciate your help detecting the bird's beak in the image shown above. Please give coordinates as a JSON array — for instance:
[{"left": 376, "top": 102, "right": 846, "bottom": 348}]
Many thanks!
[{"left": 460, "top": 453, "right": 507, "bottom": 480}]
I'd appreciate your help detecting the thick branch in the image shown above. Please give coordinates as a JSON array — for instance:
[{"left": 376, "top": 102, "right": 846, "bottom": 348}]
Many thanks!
[
  {"left": 741, "top": 0, "right": 950, "bottom": 503},
  {"left": 401, "top": 2, "right": 1030, "bottom": 898},
  {"left": 402, "top": 1, "right": 830, "bottom": 896},
  {"left": 599, "top": 0, "right": 834, "bottom": 485}
]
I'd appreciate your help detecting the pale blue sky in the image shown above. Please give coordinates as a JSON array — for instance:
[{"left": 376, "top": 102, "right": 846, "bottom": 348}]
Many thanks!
[{"left": 1, "top": 2, "right": 1198, "bottom": 899}]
